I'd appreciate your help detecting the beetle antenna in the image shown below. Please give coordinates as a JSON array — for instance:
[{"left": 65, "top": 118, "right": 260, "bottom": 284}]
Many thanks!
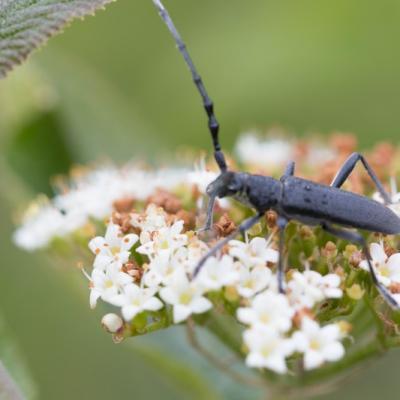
[{"left": 152, "top": 0, "right": 227, "bottom": 172}]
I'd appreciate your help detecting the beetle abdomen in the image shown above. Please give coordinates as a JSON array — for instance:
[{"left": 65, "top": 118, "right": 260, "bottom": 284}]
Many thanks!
[{"left": 282, "top": 177, "right": 400, "bottom": 234}]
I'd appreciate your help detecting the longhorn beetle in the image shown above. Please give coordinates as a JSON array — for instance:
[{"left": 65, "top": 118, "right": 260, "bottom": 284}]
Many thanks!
[{"left": 152, "top": 0, "right": 400, "bottom": 309}]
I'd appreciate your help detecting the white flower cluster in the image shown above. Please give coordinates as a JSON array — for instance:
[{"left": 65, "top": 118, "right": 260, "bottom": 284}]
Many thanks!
[
  {"left": 86, "top": 204, "right": 346, "bottom": 374},
  {"left": 13, "top": 163, "right": 220, "bottom": 251},
  {"left": 237, "top": 270, "right": 344, "bottom": 373},
  {"left": 235, "top": 132, "right": 337, "bottom": 169}
]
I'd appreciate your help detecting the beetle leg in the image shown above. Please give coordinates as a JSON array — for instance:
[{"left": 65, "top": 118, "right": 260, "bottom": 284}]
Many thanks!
[
  {"left": 197, "top": 194, "right": 216, "bottom": 233},
  {"left": 322, "top": 223, "right": 399, "bottom": 309},
  {"left": 330, "top": 152, "right": 392, "bottom": 204},
  {"left": 193, "top": 213, "right": 263, "bottom": 278},
  {"left": 277, "top": 217, "right": 289, "bottom": 294},
  {"left": 283, "top": 161, "right": 296, "bottom": 178}
]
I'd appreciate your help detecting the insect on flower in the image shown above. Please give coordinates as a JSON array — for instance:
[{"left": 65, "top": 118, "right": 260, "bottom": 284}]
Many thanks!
[{"left": 153, "top": 0, "right": 400, "bottom": 309}]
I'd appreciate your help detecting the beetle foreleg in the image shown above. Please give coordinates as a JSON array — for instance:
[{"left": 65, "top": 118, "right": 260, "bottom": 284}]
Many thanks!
[
  {"left": 197, "top": 194, "right": 217, "bottom": 233},
  {"left": 193, "top": 213, "right": 263, "bottom": 278},
  {"left": 321, "top": 223, "right": 399, "bottom": 309},
  {"left": 330, "top": 152, "right": 391, "bottom": 204}
]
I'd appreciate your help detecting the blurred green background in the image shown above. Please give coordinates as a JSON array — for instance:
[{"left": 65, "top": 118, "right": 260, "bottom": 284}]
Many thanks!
[{"left": 1, "top": 0, "right": 400, "bottom": 398}]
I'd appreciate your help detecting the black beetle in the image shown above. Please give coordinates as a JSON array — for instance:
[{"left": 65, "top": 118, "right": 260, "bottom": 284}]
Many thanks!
[{"left": 153, "top": 0, "right": 400, "bottom": 308}]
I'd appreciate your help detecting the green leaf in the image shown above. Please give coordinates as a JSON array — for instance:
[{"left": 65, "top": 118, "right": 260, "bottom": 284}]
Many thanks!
[
  {"left": 0, "top": 315, "right": 37, "bottom": 399},
  {"left": 36, "top": 49, "right": 159, "bottom": 162},
  {"left": 6, "top": 110, "right": 74, "bottom": 195},
  {"left": 131, "top": 327, "right": 261, "bottom": 400},
  {"left": 0, "top": 0, "right": 115, "bottom": 79}
]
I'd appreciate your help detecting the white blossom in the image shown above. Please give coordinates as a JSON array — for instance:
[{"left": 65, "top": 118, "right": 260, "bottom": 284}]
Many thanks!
[
  {"left": 88, "top": 222, "right": 138, "bottom": 270},
  {"left": 131, "top": 204, "right": 168, "bottom": 244},
  {"left": 136, "top": 220, "right": 187, "bottom": 258},
  {"left": 236, "top": 265, "right": 272, "bottom": 298},
  {"left": 360, "top": 242, "right": 400, "bottom": 287},
  {"left": 197, "top": 255, "right": 239, "bottom": 291},
  {"left": 159, "top": 270, "right": 212, "bottom": 323},
  {"left": 142, "top": 248, "right": 187, "bottom": 288},
  {"left": 292, "top": 318, "right": 345, "bottom": 370},
  {"left": 187, "top": 159, "right": 219, "bottom": 195},
  {"left": 244, "top": 327, "right": 295, "bottom": 374},
  {"left": 288, "top": 270, "right": 342, "bottom": 310},
  {"left": 237, "top": 291, "right": 294, "bottom": 333},
  {"left": 13, "top": 164, "right": 191, "bottom": 251},
  {"left": 229, "top": 237, "right": 278, "bottom": 269},
  {"left": 111, "top": 284, "right": 163, "bottom": 321},
  {"left": 89, "top": 266, "right": 133, "bottom": 308},
  {"left": 235, "top": 133, "right": 294, "bottom": 168},
  {"left": 13, "top": 202, "right": 86, "bottom": 251}
]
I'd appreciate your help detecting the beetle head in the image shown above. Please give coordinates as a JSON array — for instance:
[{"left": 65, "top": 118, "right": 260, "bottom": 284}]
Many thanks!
[{"left": 206, "top": 171, "right": 243, "bottom": 199}]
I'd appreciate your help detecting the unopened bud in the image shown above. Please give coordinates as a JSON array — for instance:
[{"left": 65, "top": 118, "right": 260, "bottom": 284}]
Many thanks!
[
  {"left": 224, "top": 286, "right": 239, "bottom": 302},
  {"left": 101, "top": 313, "right": 123, "bottom": 334},
  {"left": 346, "top": 284, "right": 365, "bottom": 300},
  {"left": 337, "top": 320, "right": 352, "bottom": 337},
  {"left": 322, "top": 241, "right": 337, "bottom": 259}
]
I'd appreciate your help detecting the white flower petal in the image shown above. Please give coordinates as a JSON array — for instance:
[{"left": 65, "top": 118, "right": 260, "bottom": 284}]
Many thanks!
[
  {"left": 173, "top": 304, "right": 192, "bottom": 323},
  {"left": 143, "top": 297, "right": 164, "bottom": 312},
  {"left": 190, "top": 297, "right": 213, "bottom": 314}
]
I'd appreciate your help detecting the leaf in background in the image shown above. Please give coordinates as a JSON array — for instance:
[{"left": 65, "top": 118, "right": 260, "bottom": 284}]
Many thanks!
[
  {"left": 0, "top": 64, "right": 57, "bottom": 138},
  {"left": 36, "top": 50, "right": 159, "bottom": 163},
  {"left": 0, "top": 315, "right": 37, "bottom": 399},
  {"left": 0, "top": 362, "right": 24, "bottom": 400},
  {"left": 6, "top": 110, "right": 73, "bottom": 195},
  {"left": 131, "top": 327, "right": 261, "bottom": 400},
  {"left": 0, "top": 0, "right": 115, "bottom": 79}
]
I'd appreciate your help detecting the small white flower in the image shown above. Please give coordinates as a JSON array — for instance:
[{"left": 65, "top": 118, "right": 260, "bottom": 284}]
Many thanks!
[
  {"left": 111, "top": 284, "right": 163, "bottom": 321},
  {"left": 243, "top": 327, "right": 295, "bottom": 374},
  {"left": 319, "top": 273, "right": 343, "bottom": 299},
  {"left": 159, "top": 270, "right": 212, "bottom": 323},
  {"left": 183, "top": 238, "right": 210, "bottom": 274},
  {"left": 137, "top": 220, "right": 187, "bottom": 258},
  {"left": 235, "top": 133, "right": 294, "bottom": 169},
  {"left": 360, "top": 242, "right": 400, "bottom": 287},
  {"left": 89, "top": 222, "right": 138, "bottom": 270},
  {"left": 292, "top": 318, "right": 345, "bottom": 370},
  {"left": 131, "top": 204, "right": 168, "bottom": 244},
  {"left": 236, "top": 265, "right": 272, "bottom": 298},
  {"left": 287, "top": 270, "right": 342, "bottom": 309},
  {"left": 197, "top": 255, "right": 239, "bottom": 291},
  {"left": 143, "top": 248, "right": 187, "bottom": 288},
  {"left": 237, "top": 291, "right": 294, "bottom": 333},
  {"left": 229, "top": 237, "right": 278, "bottom": 269},
  {"left": 187, "top": 159, "right": 219, "bottom": 195},
  {"left": 89, "top": 266, "right": 133, "bottom": 308},
  {"left": 305, "top": 143, "right": 337, "bottom": 166}
]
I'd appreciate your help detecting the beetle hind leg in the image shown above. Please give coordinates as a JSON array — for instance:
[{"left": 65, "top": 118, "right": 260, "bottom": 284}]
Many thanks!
[
  {"left": 322, "top": 223, "right": 399, "bottom": 310},
  {"left": 331, "top": 152, "right": 392, "bottom": 204}
]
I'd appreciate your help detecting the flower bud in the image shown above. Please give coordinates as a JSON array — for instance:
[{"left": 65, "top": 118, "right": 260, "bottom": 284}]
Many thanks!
[
  {"left": 346, "top": 284, "right": 365, "bottom": 300},
  {"left": 101, "top": 313, "right": 123, "bottom": 333}
]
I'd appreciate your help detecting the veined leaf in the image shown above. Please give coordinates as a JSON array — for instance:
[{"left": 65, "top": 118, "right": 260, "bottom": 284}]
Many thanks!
[{"left": 0, "top": 0, "right": 115, "bottom": 78}]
